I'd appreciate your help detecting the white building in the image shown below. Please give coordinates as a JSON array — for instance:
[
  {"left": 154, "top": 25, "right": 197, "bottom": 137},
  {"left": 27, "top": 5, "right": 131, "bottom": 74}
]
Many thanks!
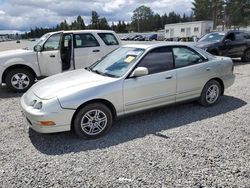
[{"left": 165, "top": 21, "right": 214, "bottom": 40}]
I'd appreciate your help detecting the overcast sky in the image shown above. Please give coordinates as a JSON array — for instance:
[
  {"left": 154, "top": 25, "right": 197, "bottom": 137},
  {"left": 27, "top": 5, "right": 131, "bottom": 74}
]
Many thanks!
[{"left": 0, "top": 0, "right": 192, "bottom": 31}]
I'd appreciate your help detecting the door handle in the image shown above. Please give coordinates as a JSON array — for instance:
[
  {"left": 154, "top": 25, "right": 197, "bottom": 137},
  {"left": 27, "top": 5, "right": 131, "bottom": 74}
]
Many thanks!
[
  {"left": 49, "top": 54, "right": 55, "bottom": 58},
  {"left": 93, "top": 50, "right": 100, "bottom": 52},
  {"left": 206, "top": 67, "right": 211, "bottom": 71},
  {"left": 165, "top": 75, "right": 173, "bottom": 79}
]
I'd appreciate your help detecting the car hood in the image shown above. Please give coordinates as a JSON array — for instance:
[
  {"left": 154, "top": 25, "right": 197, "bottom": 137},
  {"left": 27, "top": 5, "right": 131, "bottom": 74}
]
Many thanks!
[
  {"left": 0, "top": 49, "right": 34, "bottom": 58},
  {"left": 30, "top": 69, "right": 116, "bottom": 100},
  {"left": 195, "top": 41, "right": 220, "bottom": 49},
  {"left": 0, "top": 49, "right": 35, "bottom": 65}
]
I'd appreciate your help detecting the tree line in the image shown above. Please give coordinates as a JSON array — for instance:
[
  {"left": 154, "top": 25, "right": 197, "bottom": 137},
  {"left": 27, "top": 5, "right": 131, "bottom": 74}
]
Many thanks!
[
  {"left": 192, "top": 0, "right": 250, "bottom": 29},
  {"left": 22, "top": 1, "right": 250, "bottom": 38},
  {"left": 22, "top": 7, "right": 192, "bottom": 38}
]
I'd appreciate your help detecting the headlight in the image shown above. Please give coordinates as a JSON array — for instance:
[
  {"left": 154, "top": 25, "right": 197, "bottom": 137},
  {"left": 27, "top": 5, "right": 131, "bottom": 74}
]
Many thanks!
[{"left": 34, "top": 102, "right": 43, "bottom": 109}]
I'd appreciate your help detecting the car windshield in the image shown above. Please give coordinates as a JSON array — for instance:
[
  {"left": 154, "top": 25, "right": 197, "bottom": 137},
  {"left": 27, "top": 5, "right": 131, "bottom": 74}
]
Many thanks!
[
  {"left": 34, "top": 33, "right": 51, "bottom": 46},
  {"left": 199, "top": 33, "right": 225, "bottom": 42},
  {"left": 90, "top": 47, "right": 145, "bottom": 78},
  {"left": 23, "top": 33, "right": 51, "bottom": 50}
]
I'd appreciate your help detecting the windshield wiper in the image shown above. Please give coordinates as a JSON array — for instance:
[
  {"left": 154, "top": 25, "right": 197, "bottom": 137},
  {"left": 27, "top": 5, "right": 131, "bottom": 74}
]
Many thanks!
[
  {"left": 85, "top": 67, "right": 92, "bottom": 72},
  {"left": 91, "top": 69, "right": 118, "bottom": 78}
]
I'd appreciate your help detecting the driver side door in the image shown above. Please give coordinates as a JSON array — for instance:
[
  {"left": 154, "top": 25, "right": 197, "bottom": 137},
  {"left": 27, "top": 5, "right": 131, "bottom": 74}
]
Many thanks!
[{"left": 37, "top": 33, "right": 62, "bottom": 76}]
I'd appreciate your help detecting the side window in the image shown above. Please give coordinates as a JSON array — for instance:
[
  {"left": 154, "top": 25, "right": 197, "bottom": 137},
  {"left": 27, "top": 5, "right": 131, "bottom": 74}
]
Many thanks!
[
  {"left": 43, "top": 33, "right": 61, "bottom": 51},
  {"left": 138, "top": 47, "right": 174, "bottom": 74},
  {"left": 74, "top": 34, "right": 100, "bottom": 48},
  {"left": 98, "top": 33, "right": 119, "bottom": 45},
  {"left": 173, "top": 47, "right": 204, "bottom": 68},
  {"left": 225, "top": 33, "right": 235, "bottom": 41}
]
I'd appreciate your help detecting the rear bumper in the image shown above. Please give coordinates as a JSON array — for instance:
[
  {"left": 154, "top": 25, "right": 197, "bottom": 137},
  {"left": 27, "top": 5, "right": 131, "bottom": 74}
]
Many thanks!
[{"left": 223, "top": 74, "right": 235, "bottom": 89}]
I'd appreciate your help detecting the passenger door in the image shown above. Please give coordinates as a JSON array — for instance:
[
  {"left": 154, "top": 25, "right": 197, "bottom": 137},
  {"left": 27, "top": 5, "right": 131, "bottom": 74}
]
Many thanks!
[
  {"left": 37, "top": 33, "right": 62, "bottom": 76},
  {"left": 123, "top": 47, "right": 177, "bottom": 113},
  {"left": 73, "top": 33, "right": 102, "bottom": 69},
  {"left": 173, "top": 46, "right": 215, "bottom": 102}
]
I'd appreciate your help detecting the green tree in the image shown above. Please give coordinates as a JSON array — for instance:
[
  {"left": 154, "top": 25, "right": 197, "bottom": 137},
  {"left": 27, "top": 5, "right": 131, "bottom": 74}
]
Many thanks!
[{"left": 131, "top": 5, "right": 154, "bottom": 32}]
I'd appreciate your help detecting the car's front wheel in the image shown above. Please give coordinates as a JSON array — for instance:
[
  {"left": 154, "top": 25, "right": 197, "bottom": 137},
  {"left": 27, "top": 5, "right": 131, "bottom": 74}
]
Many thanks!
[
  {"left": 73, "top": 103, "right": 113, "bottom": 139},
  {"left": 242, "top": 48, "right": 250, "bottom": 62},
  {"left": 5, "top": 68, "right": 35, "bottom": 92},
  {"left": 199, "top": 80, "right": 222, "bottom": 106}
]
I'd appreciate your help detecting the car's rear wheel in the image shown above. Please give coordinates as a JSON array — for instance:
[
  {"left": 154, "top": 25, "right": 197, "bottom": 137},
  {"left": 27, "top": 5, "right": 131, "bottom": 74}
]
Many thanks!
[
  {"left": 5, "top": 68, "right": 35, "bottom": 92},
  {"left": 73, "top": 103, "right": 113, "bottom": 139},
  {"left": 242, "top": 48, "right": 250, "bottom": 62},
  {"left": 199, "top": 80, "right": 222, "bottom": 106}
]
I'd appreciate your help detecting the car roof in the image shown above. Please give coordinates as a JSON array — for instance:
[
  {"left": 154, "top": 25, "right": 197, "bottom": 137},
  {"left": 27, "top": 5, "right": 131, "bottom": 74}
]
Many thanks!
[
  {"left": 47, "top": 30, "right": 116, "bottom": 35},
  {"left": 123, "top": 42, "right": 194, "bottom": 50}
]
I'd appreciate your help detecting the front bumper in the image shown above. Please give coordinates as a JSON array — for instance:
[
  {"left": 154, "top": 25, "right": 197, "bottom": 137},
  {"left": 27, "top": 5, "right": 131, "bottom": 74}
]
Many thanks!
[{"left": 20, "top": 93, "right": 75, "bottom": 133}]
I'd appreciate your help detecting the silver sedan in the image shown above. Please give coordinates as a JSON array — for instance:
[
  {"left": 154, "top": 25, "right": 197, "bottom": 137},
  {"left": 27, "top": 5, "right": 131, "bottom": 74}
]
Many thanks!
[{"left": 21, "top": 43, "right": 235, "bottom": 139}]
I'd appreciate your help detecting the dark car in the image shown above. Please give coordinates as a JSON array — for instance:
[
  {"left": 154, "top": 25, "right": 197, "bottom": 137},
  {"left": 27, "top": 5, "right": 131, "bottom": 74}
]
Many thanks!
[
  {"left": 145, "top": 34, "right": 157, "bottom": 41},
  {"left": 134, "top": 35, "right": 145, "bottom": 41},
  {"left": 195, "top": 30, "right": 250, "bottom": 62}
]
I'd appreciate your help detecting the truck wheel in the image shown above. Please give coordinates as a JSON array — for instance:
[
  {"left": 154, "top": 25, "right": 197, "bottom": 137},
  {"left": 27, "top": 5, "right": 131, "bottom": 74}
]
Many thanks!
[
  {"left": 242, "top": 48, "right": 250, "bottom": 62},
  {"left": 73, "top": 103, "right": 113, "bottom": 139},
  {"left": 5, "top": 68, "right": 35, "bottom": 92}
]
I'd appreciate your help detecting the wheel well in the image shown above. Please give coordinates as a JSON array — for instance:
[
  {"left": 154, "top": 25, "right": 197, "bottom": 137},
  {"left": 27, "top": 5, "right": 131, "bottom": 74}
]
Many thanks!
[
  {"left": 2, "top": 64, "right": 37, "bottom": 83},
  {"left": 208, "top": 49, "right": 219, "bottom": 56},
  {"left": 208, "top": 78, "right": 224, "bottom": 95},
  {"left": 70, "top": 99, "right": 117, "bottom": 130}
]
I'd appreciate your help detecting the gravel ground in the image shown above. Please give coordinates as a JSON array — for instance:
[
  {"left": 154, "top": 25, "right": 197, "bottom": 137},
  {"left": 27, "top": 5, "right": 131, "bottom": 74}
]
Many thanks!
[{"left": 0, "top": 41, "right": 250, "bottom": 187}]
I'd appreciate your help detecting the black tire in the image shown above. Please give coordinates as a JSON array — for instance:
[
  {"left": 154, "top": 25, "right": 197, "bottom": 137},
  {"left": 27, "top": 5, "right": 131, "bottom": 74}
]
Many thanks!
[
  {"left": 241, "top": 48, "right": 250, "bottom": 62},
  {"left": 199, "top": 80, "right": 222, "bottom": 106},
  {"left": 73, "top": 103, "right": 113, "bottom": 139},
  {"left": 5, "top": 68, "right": 35, "bottom": 92}
]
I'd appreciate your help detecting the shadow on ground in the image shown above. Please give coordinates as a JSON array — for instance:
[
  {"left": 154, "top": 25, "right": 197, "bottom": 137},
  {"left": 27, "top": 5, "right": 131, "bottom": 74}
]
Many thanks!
[
  {"left": 29, "top": 95, "right": 247, "bottom": 155},
  {"left": 0, "top": 85, "right": 22, "bottom": 98}
]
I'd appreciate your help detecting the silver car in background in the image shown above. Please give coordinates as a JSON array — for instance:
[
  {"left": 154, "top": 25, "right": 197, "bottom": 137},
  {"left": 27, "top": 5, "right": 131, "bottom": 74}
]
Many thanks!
[{"left": 21, "top": 43, "right": 235, "bottom": 139}]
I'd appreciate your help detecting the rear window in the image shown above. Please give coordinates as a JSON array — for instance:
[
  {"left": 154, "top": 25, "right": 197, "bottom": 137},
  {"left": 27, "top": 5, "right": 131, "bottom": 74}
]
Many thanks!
[{"left": 98, "top": 33, "right": 119, "bottom": 45}]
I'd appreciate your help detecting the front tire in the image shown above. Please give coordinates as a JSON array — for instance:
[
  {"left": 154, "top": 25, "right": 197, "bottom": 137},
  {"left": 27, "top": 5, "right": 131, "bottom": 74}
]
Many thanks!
[
  {"left": 73, "top": 103, "right": 113, "bottom": 139},
  {"left": 242, "top": 48, "right": 250, "bottom": 62},
  {"left": 5, "top": 68, "right": 35, "bottom": 92},
  {"left": 199, "top": 80, "right": 222, "bottom": 106}
]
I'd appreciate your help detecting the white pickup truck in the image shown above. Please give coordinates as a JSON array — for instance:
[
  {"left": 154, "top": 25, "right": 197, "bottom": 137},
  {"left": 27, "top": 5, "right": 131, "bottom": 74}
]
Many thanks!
[{"left": 0, "top": 30, "right": 121, "bottom": 92}]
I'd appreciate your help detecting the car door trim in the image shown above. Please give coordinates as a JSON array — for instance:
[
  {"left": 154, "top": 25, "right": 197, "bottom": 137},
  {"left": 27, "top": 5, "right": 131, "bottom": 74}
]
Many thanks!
[{"left": 125, "top": 93, "right": 176, "bottom": 106}]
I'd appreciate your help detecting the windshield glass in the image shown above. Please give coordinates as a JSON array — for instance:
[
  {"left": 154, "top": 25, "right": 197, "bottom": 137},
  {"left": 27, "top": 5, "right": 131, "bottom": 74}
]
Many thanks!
[
  {"left": 199, "top": 33, "right": 225, "bottom": 42},
  {"left": 90, "top": 47, "right": 145, "bottom": 78},
  {"left": 35, "top": 33, "right": 51, "bottom": 46}
]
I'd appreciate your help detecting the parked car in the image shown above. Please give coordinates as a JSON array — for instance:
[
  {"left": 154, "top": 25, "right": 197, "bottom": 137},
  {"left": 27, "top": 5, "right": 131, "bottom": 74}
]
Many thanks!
[
  {"left": 120, "top": 35, "right": 130, "bottom": 41},
  {"left": 21, "top": 43, "right": 235, "bottom": 139},
  {"left": 0, "top": 30, "right": 121, "bottom": 92},
  {"left": 196, "top": 30, "right": 250, "bottom": 62},
  {"left": 134, "top": 35, "right": 145, "bottom": 41},
  {"left": 145, "top": 34, "right": 157, "bottom": 41}
]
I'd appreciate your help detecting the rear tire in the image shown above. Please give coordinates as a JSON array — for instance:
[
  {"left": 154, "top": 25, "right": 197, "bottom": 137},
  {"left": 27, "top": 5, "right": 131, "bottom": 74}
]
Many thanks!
[
  {"left": 241, "top": 48, "right": 250, "bottom": 62},
  {"left": 199, "top": 80, "right": 222, "bottom": 106},
  {"left": 5, "top": 68, "right": 35, "bottom": 92},
  {"left": 73, "top": 103, "right": 113, "bottom": 139}
]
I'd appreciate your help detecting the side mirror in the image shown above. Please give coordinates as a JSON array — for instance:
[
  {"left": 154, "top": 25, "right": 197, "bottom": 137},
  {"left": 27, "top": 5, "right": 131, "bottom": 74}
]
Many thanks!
[
  {"left": 34, "top": 45, "right": 42, "bottom": 52},
  {"left": 224, "top": 39, "right": 231, "bottom": 44},
  {"left": 130, "top": 67, "right": 149, "bottom": 77}
]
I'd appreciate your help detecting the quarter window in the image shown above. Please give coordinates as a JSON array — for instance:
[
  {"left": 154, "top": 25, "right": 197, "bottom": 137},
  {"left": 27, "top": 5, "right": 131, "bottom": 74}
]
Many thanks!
[
  {"left": 98, "top": 33, "right": 119, "bottom": 45},
  {"left": 173, "top": 47, "right": 204, "bottom": 68},
  {"left": 43, "top": 33, "right": 61, "bottom": 51},
  {"left": 138, "top": 47, "right": 174, "bottom": 74},
  {"left": 74, "top": 34, "right": 100, "bottom": 48}
]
